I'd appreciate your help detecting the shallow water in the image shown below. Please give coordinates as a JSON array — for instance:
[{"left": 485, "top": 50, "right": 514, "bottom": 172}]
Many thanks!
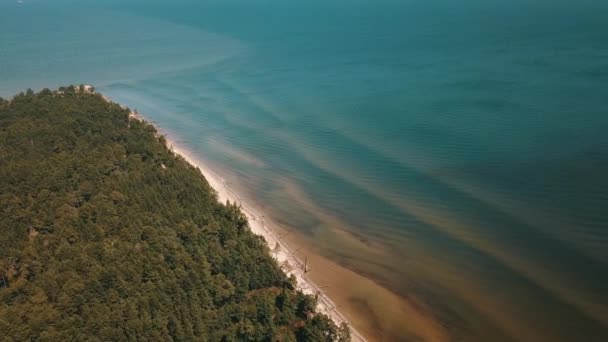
[{"left": 2, "top": 1, "right": 608, "bottom": 340}]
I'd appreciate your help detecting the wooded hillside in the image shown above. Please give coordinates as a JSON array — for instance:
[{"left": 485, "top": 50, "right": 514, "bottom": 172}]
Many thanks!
[{"left": 0, "top": 87, "right": 349, "bottom": 341}]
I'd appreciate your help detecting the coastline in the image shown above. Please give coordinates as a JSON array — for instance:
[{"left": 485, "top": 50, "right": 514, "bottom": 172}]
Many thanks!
[
  {"left": 105, "top": 93, "right": 366, "bottom": 341},
  {"left": 167, "top": 143, "right": 366, "bottom": 341}
]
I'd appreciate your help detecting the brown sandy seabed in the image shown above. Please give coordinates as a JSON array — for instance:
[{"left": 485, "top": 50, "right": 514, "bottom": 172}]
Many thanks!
[{"left": 204, "top": 161, "right": 608, "bottom": 342}]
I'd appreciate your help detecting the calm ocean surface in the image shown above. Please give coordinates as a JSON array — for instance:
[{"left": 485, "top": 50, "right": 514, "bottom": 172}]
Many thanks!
[{"left": 2, "top": 1, "right": 608, "bottom": 340}]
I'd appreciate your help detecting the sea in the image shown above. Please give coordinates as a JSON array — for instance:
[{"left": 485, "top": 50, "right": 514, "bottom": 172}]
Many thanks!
[{"left": 1, "top": 1, "right": 608, "bottom": 341}]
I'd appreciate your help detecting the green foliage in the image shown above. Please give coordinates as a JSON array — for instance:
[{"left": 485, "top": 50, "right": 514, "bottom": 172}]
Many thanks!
[{"left": 0, "top": 87, "right": 347, "bottom": 341}]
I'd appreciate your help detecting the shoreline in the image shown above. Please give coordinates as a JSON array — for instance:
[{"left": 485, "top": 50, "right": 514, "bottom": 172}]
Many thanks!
[
  {"left": 105, "top": 93, "right": 366, "bottom": 341},
  {"left": 167, "top": 143, "right": 366, "bottom": 341}
]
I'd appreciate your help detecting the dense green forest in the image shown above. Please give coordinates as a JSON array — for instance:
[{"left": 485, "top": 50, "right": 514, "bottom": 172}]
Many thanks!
[{"left": 0, "top": 86, "right": 350, "bottom": 341}]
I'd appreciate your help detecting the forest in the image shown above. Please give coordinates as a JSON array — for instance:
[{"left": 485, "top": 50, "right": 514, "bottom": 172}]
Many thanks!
[{"left": 0, "top": 86, "right": 350, "bottom": 341}]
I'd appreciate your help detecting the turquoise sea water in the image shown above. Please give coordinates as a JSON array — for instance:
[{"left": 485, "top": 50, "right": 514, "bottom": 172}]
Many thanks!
[{"left": 2, "top": 1, "right": 608, "bottom": 340}]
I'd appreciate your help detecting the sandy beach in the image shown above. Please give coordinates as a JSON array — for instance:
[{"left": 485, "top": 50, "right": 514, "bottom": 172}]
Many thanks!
[
  {"left": 116, "top": 98, "right": 366, "bottom": 341},
  {"left": 168, "top": 143, "right": 365, "bottom": 341}
]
